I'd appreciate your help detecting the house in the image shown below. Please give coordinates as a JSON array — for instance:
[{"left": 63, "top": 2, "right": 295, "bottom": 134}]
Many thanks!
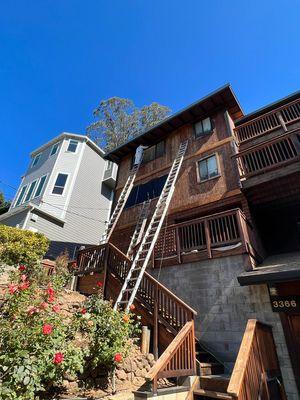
[
  {"left": 75, "top": 85, "right": 300, "bottom": 400},
  {"left": 0, "top": 132, "right": 117, "bottom": 258}
]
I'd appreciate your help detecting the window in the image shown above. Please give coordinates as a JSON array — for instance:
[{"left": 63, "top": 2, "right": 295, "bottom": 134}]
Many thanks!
[
  {"left": 24, "top": 180, "right": 38, "bottom": 202},
  {"left": 125, "top": 175, "right": 167, "bottom": 208},
  {"left": 67, "top": 140, "right": 78, "bottom": 153},
  {"left": 106, "top": 160, "right": 113, "bottom": 170},
  {"left": 194, "top": 117, "right": 213, "bottom": 138},
  {"left": 52, "top": 173, "right": 68, "bottom": 195},
  {"left": 142, "top": 141, "right": 165, "bottom": 164},
  {"left": 198, "top": 155, "right": 219, "bottom": 182},
  {"left": 15, "top": 185, "right": 27, "bottom": 207},
  {"left": 33, "top": 175, "right": 47, "bottom": 198},
  {"left": 50, "top": 142, "right": 60, "bottom": 156},
  {"left": 32, "top": 153, "right": 41, "bottom": 167}
]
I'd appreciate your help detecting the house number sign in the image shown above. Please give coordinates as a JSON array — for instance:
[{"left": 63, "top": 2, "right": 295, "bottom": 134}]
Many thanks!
[{"left": 270, "top": 296, "right": 300, "bottom": 313}]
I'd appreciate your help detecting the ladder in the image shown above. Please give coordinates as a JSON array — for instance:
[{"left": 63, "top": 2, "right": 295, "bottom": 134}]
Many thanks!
[
  {"left": 100, "top": 163, "right": 139, "bottom": 244},
  {"left": 114, "top": 140, "right": 188, "bottom": 312},
  {"left": 126, "top": 199, "right": 151, "bottom": 259}
]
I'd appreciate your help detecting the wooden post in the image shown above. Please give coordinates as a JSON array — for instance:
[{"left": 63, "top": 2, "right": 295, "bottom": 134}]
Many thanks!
[
  {"left": 204, "top": 220, "right": 212, "bottom": 259},
  {"left": 175, "top": 227, "right": 181, "bottom": 264},
  {"left": 102, "top": 245, "right": 109, "bottom": 300},
  {"left": 141, "top": 326, "right": 150, "bottom": 354},
  {"left": 276, "top": 111, "right": 287, "bottom": 132},
  {"left": 153, "top": 283, "right": 159, "bottom": 361}
]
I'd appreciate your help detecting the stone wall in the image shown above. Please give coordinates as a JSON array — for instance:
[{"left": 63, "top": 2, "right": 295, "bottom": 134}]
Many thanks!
[{"left": 151, "top": 255, "right": 299, "bottom": 400}]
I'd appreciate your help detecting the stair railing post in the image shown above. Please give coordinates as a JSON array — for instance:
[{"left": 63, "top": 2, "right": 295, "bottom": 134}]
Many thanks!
[
  {"left": 204, "top": 220, "right": 212, "bottom": 259},
  {"left": 175, "top": 226, "right": 181, "bottom": 264},
  {"left": 153, "top": 282, "right": 159, "bottom": 361}
]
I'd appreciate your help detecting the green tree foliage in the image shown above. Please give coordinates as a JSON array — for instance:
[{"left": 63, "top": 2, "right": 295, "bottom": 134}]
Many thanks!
[
  {"left": 0, "top": 192, "right": 11, "bottom": 215},
  {"left": 87, "top": 97, "right": 170, "bottom": 151},
  {"left": 0, "top": 225, "right": 49, "bottom": 267}
]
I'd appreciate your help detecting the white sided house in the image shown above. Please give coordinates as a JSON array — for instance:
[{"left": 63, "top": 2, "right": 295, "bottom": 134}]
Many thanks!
[{"left": 0, "top": 133, "right": 117, "bottom": 258}]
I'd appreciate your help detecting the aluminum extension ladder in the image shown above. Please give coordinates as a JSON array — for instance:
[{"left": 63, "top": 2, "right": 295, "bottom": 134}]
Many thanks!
[{"left": 113, "top": 140, "right": 188, "bottom": 312}]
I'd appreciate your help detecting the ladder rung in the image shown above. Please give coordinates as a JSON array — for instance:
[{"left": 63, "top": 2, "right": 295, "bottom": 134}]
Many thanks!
[
  {"left": 123, "top": 288, "right": 134, "bottom": 292},
  {"left": 118, "top": 300, "right": 128, "bottom": 304}
]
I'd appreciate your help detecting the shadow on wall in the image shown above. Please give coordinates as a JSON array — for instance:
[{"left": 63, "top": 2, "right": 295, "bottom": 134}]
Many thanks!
[{"left": 45, "top": 241, "right": 93, "bottom": 260}]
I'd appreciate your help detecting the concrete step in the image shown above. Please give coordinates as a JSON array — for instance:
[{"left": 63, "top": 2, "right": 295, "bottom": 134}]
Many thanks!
[
  {"left": 199, "top": 375, "right": 230, "bottom": 393},
  {"left": 194, "top": 388, "right": 232, "bottom": 399}
]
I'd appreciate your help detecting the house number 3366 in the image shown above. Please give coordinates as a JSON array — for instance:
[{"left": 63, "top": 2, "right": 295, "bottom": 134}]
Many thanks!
[{"left": 272, "top": 300, "right": 297, "bottom": 308}]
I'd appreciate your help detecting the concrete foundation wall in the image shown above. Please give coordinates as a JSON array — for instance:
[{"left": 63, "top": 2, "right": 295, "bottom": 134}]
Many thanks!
[{"left": 151, "top": 255, "right": 299, "bottom": 400}]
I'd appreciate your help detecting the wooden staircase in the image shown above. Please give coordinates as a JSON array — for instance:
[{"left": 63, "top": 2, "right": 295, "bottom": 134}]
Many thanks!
[{"left": 75, "top": 244, "right": 287, "bottom": 400}]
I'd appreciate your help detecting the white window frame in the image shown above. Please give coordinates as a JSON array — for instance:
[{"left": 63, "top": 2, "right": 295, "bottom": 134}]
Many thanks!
[
  {"left": 66, "top": 139, "right": 79, "bottom": 153},
  {"left": 49, "top": 142, "right": 60, "bottom": 157},
  {"left": 24, "top": 180, "right": 38, "bottom": 203},
  {"left": 33, "top": 174, "right": 48, "bottom": 199},
  {"left": 196, "top": 153, "right": 220, "bottom": 183},
  {"left": 51, "top": 172, "right": 69, "bottom": 196},
  {"left": 14, "top": 185, "right": 28, "bottom": 207},
  {"left": 31, "top": 153, "right": 41, "bottom": 168}
]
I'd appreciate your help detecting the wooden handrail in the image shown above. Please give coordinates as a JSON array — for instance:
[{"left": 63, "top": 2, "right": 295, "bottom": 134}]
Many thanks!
[
  {"left": 227, "top": 319, "right": 286, "bottom": 399},
  {"left": 146, "top": 321, "right": 196, "bottom": 393}
]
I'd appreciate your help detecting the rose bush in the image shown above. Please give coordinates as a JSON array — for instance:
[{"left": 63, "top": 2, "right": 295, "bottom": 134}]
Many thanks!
[{"left": 0, "top": 265, "right": 139, "bottom": 399}]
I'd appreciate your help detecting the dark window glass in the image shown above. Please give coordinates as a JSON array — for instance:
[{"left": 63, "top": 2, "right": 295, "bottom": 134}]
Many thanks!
[
  {"left": 34, "top": 175, "right": 47, "bottom": 198},
  {"left": 50, "top": 143, "right": 60, "bottom": 156},
  {"left": 125, "top": 175, "right": 168, "bottom": 208},
  {"left": 67, "top": 140, "right": 78, "bottom": 153},
  {"left": 15, "top": 185, "right": 27, "bottom": 207},
  {"left": 141, "top": 141, "right": 165, "bottom": 164},
  {"left": 52, "top": 173, "right": 68, "bottom": 195},
  {"left": 24, "top": 180, "right": 37, "bottom": 202}
]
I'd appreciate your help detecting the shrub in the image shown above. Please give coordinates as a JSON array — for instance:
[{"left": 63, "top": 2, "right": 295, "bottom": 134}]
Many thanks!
[
  {"left": 0, "top": 268, "right": 139, "bottom": 399},
  {"left": 0, "top": 225, "right": 49, "bottom": 267}
]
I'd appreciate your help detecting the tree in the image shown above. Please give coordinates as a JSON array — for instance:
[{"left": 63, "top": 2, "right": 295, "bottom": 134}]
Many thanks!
[
  {"left": 87, "top": 97, "right": 170, "bottom": 151},
  {"left": 0, "top": 191, "right": 10, "bottom": 215}
]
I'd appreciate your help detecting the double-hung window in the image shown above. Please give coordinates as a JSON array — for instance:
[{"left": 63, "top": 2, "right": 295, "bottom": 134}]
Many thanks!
[
  {"left": 198, "top": 154, "right": 219, "bottom": 182},
  {"left": 52, "top": 173, "right": 68, "bottom": 195},
  {"left": 50, "top": 142, "right": 60, "bottom": 156},
  {"left": 15, "top": 185, "right": 27, "bottom": 207},
  {"left": 67, "top": 140, "right": 78, "bottom": 153},
  {"left": 194, "top": 117, "right": 213, "bottom": 138},
  {"left": 32, "top": 153, "right": 41, "bottom": 167},
  {"left": 24, "top": 180, "right": 38, "bottom": 202},
  {"left": 34, "top": 175, "right": 47, "bottom": 198},
  {"left": 142, "top": 141, "right": 165, "bottom": 164}
]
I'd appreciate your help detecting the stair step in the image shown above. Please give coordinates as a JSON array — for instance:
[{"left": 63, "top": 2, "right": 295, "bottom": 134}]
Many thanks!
[
  {"left": 200, "top": 362, "right": 224, "bottom": 376},
  {"left": 199, "top": 375, "right": 230, "bottom": 393},
  {"left": 194, "top": 389, "right": 232, "bottom": 400}
]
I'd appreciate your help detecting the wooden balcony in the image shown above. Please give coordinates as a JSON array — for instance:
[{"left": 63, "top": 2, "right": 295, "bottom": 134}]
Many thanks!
[
  {"left": 153, "top": 209, "right": 258, "bottom": 268},
  {"left": 234, "top": 132, "right": 300, "bottom": 182},
  {"left": 234, "top": 98, "right": 300, "bottom": 144}
]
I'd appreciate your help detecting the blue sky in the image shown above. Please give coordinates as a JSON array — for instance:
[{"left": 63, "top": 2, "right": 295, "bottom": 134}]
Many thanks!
[{"left": 1, "top": 0, "right": 300, "bottom": 200}]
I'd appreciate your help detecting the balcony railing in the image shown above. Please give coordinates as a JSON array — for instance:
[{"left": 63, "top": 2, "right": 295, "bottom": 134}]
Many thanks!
[
  {"left": 234, "top": 132, "right": 300, "bottom": 179},
  {"left": 234, "top": 98, "right": 300, "bottom": 144},
  {"left": 153, "top": 209, "right": 255, "bottom": 266}
]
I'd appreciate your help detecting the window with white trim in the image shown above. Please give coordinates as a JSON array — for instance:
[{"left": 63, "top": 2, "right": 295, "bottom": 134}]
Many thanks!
[
  {"left": 34, "top": 175, "right": 47, "bottom": 198},
  {"left": 50, "top": 142, "right": 60, "bottom": 156},
  {"left": 32, "top": 153, "right": 41, "bottom": 167},
  {"left": 15, "top": 185, "right": 27, "bottom": 207},
  {"left": 194, "top": 117, "right": 213, "bottom": 138},
  {"left": 198, "top": 154, "right": 219, "bottom": 182},
  {"left": 24, "top": 180, "right": 38, "bottom": 202},
  {"left": 67, "top": 140, "right": 78, "bottom": 153},
  {"left": 52, "top": 173, "right": 68, "bottom": 195}
]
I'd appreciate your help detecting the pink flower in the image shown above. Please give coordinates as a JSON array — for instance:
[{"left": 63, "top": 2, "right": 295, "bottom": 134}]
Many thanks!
[
  {"left": 42, "top": 324, "right": 53, "bottom": 335},
  {"left": 46, "top": 286, "right": 55, "bottom": 296},
  {"left": 129, "top": 304, "right": 135, "bottom": 311},
  {"left": 48, "top": 295, "right": 55, "bottom": 303},
  {"left": 19, "top": 281, "right": 30, "bottom": 291},
  {"left": 80, "top": 308, "right": 87, "bottom": 315},
  {"left": 114, "top": 353, "right": 122, "bottom": 363},
  {"left": 8, "top": 284, "right": 18, "bottom": 295},
  {"left": 39, "top": 302, "right": 49, "bottom": 310},
  {"left": 20, "top": 274, "right": 27, "bottom": 282},
  {"left": 27, "top": 306, "right": 38, "bottom": 316},
  {"left": 96, "top": 281, "right": 103, "bottom": 288},
  {"left": 18, "top": 265, "right": 26, "bottom": 272},
  {"left": 52, "top": 305, "right": 60, "bottom": 313},
  {"left": 53, "top": 352, "right": 64, "bottom": 364}
]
